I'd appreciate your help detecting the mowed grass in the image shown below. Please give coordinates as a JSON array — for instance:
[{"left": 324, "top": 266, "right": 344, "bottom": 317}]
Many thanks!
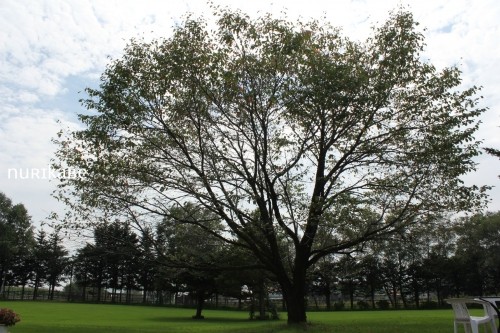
[{"left": 0, "top": 301, "right": 459, "bottom": 333}]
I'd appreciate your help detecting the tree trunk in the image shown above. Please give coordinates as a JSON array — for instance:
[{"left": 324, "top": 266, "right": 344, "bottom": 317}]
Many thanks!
[
  {"left": 157, "top": 290, "right": 163, "bottom": 305},
  {"left": 399, "top": 285, "right": 407, "bottom": 308},
  {"left": 258, "top": 278, "right": 266, "bottom": 319},
  {"left": 392, "top": 286, "right": 398, "bottom": 309},
  {"left": 283, "top": 291, "right": 307, "bottom": 324},
  {"left": 33, "top": 275, "right": 40, "bottom": 300},
  {"left": 281, "top": 280, "right": 307, "bottom": 324},
  {"left": 0, "top": 268, "right": 5, "bottom": 296},
  {"left": 325, "top": 284, "right": 331, "bottom": 310},
  {"left": 97, "top": 285, "right": 102, "bottom": 302},
  {"left": 383, "top": 284, "right": 391, "bottom": 306},
  {"left": 349, "top": 282, "right": 354, "bottom": 309},
  {"left": 275, "top": 249, "right": 310, "bottom": 324},
  {"left": 414, "top": 280, "right": 420, "bottom": 309},
  {"left": 193, "top": 290, "right": 205, "bottom": 319},
  {"left": 370, "top": 284, "right": 376, "bottom": 309}
]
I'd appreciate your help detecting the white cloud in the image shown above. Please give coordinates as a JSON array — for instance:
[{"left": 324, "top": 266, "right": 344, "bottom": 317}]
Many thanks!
[
  {"left": 1, "top": 0, "right": 499, "bottom": 223},
  {"left": 0, "top": 103, "right": 75, "bottom": 223}
]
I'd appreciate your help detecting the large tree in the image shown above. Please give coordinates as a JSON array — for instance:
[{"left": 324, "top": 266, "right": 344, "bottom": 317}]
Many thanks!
[
  {"left": 54, "top": 8, "right": 487, "bottom": 324},
  {"left": 0, "top": 192, "right": 34, "bottom": 295},
  {"left": 156, "top": 203, "right": 225, "bottom": 319},
  {"left": 453, "top": 212, "right": 500, "bottom": 296},
  {"left": 44, "top": 229, "right": 69, "bottom": 300}
]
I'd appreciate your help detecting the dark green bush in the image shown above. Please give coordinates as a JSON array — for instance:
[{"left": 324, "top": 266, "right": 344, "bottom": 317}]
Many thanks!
[
  {"left": 376, "top": 300, "right": 390, "bottom": 310},
  {"left": 333, "top": 301, "right": 345, "bottom": 311},
  {"left": 357, "top": 300, "right": 371, "bottom": 310},
  {"left": 420, "top": 301, "right": 438, "bottom": 309}
]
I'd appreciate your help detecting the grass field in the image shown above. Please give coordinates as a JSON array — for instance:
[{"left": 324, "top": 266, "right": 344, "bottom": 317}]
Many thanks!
[{"left": 0, "top": 301, "right": 460, "bottom": 332}]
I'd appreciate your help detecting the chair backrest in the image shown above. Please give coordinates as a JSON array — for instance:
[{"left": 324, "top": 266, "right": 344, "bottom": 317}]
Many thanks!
[
  {"left": 477, "top": 298, "right": 500, "bottom": 318},
  {"left": 446, "top": 298, "right": 495, "bottom": 320},
  {"left": 446, "top": 299, "right": 472, "bottom": 321},
  {"left": 477, "top": 298, "right": 499, "bottom": 332}
]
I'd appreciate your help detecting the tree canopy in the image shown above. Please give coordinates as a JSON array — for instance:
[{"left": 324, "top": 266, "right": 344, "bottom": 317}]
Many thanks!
[
  {"left": 54, "top": 8, "right": 487, "bottom": 324},
  {"left": 0, "top": 192, "right": 34, "bottom": 295}
]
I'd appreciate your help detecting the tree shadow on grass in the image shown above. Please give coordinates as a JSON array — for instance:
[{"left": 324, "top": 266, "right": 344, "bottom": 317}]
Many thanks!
[{"left": 148, "top": 316, "right": 256, "bottom": 324}]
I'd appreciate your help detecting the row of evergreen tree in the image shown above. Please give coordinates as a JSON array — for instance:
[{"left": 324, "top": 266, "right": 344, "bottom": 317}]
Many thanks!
[
  {"left": 2, "top": 192, "right": 500, "bottom": 311},
  {"left": 0, "top": 193, "right": 68, "bottom": 300}
]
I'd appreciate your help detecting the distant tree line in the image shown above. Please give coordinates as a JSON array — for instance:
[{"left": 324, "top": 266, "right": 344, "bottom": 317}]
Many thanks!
[
  {"left": 2, "top": 192, "right": 500, "bottom": 313},
  {"left": 0, "top": 192, "right": 68, "bottom": 300}
]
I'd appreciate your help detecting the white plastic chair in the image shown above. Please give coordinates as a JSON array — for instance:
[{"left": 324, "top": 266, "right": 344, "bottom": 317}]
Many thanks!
[
  {"left": 446, "top": 298, "right": 497, "bottom": 333},
  {"left": 476, "top": 298, "right": 500, "bottom": 333}
]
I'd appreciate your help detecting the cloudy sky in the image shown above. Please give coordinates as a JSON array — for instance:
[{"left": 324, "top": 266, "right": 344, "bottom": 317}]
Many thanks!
[{"left": 1, "top": 0, "right": 499, "bottom": 224}]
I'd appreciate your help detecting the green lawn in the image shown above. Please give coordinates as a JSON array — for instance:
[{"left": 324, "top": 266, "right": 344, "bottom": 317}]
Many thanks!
[{"left": 0, "top": 301, "right": 459, "bottom": 332}]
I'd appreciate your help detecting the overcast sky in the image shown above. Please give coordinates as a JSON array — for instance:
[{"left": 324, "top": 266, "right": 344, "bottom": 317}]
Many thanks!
[{"left": 1, "top": 0, "right": 499, "bottom": 225}]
